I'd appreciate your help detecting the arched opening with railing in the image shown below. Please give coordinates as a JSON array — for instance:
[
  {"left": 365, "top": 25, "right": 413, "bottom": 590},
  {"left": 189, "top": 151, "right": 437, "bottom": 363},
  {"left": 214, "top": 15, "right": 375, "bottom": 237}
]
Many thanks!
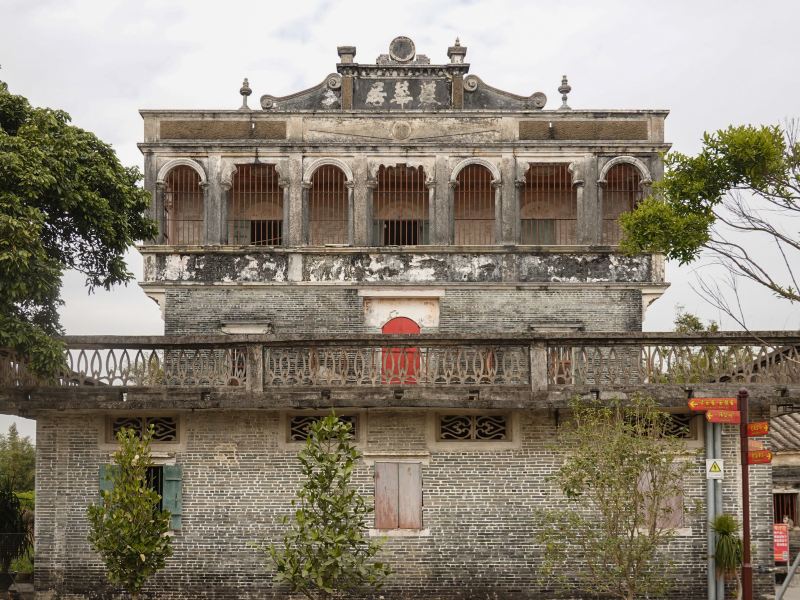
[
  {"left": 228, "top": 164, "right": 283, "bottom": 245},
  {"left": 164, "top": 165, "right": 204, "bottom": 245},
  {"left": 308, "top": 165, "right": 349, "bottom": 245},
  {"left": 519, "top": 164, "right": 577, "bottom": 245},
  {"left": 373, "top": 165, "right": 429, "bottom": 246},
  {"left": 453, "top": 163, "right": 496, "bottom": 245},
  {"left": 602, "top": 163, "right": 642, "bottom": 245}
]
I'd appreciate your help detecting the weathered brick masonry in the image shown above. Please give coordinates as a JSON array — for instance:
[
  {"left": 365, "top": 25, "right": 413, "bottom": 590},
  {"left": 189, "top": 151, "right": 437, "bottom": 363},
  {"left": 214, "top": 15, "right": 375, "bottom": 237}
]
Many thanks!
[{"left": 35, "top": 410, "right": 753, "bottom": 599}]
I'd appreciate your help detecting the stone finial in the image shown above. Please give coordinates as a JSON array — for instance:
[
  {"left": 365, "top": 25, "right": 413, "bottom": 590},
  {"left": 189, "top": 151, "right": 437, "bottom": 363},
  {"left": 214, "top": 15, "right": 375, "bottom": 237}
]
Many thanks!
[
  {"left": 447, "top": 37, "right": 467, "bottom": 64},
  {"left": 239, "top": 78, "right": 252, "bottom": 110},
  {"left": 558, "top": 75, "right": 572, "bottom": 110},
  {"left": 337, "top": 45, "right": 356, "bottom": 64}
]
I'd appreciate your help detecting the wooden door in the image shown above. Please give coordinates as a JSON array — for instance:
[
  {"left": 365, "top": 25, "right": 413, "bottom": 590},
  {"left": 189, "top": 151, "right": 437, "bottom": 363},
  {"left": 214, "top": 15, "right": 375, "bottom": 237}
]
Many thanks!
[{"left": 381, "top": 317, "right": 420, "bottom": 384}]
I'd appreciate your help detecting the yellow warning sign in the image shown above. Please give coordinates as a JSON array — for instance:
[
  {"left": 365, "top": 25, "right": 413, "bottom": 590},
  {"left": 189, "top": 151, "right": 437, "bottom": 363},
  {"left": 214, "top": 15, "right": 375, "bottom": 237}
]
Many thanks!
[{"left": 706, "top": 459, "right": 724, "bottom": 480}]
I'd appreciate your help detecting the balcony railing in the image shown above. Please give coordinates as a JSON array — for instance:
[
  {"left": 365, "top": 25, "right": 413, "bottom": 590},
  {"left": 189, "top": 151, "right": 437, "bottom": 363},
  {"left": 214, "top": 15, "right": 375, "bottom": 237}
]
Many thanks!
[{"left": 1, "top": 332, "right": 799, "bottom": 391}]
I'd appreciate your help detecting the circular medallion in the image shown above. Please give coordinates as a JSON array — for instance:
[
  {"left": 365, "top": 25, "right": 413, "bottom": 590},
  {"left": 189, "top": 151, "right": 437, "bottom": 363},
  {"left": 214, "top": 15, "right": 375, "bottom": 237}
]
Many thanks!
[
  {"left": 392, "top": 122, "right": 412, "bottom": 140},
  {"left": 389, "top": 36, "right": 416, "bottom": 63}
]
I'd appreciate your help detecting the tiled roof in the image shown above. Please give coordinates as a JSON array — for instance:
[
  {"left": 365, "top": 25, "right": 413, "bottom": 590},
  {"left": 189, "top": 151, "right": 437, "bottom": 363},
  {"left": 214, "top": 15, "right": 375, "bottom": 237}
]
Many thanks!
[{"left": 771, "top": 413, "right": 800, "bottom": 452}]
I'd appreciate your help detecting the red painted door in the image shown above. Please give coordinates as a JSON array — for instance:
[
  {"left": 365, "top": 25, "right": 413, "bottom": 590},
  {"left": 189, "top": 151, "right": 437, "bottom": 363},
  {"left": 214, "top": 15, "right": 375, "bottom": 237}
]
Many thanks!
[{"left": 382, "top": 317, "right": 420, "bottom": 384}]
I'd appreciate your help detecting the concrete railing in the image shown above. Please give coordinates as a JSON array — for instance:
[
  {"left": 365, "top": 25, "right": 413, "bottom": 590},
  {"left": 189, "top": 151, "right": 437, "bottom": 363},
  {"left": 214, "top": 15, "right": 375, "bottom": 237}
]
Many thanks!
[{"left": 1, "top": 332, "right": 799, "bottom": 390}]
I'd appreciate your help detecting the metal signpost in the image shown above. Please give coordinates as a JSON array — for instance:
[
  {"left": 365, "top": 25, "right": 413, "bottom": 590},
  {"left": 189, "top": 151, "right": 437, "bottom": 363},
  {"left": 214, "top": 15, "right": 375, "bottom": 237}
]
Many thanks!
[{"left": 689, "top": 389, "right": 770, "bottom": 600}]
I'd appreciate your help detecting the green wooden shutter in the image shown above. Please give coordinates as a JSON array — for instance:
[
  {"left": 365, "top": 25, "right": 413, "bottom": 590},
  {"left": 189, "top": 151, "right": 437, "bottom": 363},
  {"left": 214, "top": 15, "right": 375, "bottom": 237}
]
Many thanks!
[
  {"left": 99, "top": 464, "right": 114, "bottom": 501},
  {"left": 162, "top": 464, "right": 183, "bottom": 530}
]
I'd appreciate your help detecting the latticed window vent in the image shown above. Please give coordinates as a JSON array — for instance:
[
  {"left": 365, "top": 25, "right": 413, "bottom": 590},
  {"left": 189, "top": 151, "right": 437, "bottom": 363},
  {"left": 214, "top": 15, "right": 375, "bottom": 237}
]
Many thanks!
[
  {"left": 664, "top": 413, "right": 694, "bottom": 439},
  {"left": 438, "top": 414, "right": 508, "bottom": 441},
  {"left": 288, "top": 415, "right": 358, "bottom": 442},
  {"left": 110, "top": 416, "right": 178, "bottom": 442}
]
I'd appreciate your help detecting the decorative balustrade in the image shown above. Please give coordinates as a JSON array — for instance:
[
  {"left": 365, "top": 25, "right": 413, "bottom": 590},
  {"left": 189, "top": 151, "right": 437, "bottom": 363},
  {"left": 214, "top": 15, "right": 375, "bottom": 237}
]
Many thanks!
[{"left": 1, "top": 333, "right": 798, "bottom": 390}]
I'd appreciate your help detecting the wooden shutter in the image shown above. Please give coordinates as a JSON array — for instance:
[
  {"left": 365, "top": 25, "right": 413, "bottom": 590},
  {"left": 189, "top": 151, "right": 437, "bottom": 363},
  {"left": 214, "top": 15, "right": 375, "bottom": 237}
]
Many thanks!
[
  {"left": 398, "top": 463, "right": 422, "bottom": 529},
  {"left": 162, "top": 464, "right": 183, "bottom": 530},
  {"left": 375, "top": 463, "right": 399, "bottom": 529},
  {"left": 98, "top": 464, "right": 114, "bottom": 501},
  {"left": 374, "top": 462, "right": 422, "bottom": 529}
]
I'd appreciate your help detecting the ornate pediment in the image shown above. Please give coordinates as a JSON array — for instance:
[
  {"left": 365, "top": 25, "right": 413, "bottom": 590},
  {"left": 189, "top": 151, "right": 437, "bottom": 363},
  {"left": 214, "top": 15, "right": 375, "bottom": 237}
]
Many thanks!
[{"left": 255, "top": 36, "right": 548, "bottom": 112}]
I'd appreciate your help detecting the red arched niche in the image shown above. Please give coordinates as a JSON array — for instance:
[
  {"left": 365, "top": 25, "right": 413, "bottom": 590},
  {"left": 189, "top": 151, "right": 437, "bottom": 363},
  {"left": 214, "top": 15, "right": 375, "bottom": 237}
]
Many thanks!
[{"left": 381, "top": 317, "right": 420, "bottom": 383}]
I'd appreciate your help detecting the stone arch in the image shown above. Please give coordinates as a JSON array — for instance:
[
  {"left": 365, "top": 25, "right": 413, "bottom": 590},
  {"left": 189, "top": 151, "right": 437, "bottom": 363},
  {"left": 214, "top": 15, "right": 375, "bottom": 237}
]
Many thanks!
[
  {"left": 156, "top": 158, "right": 207, "bottom": 185},
  {"left": 221, "top": 159, "right": 287, "bottom": 189},
  {"left": 450, "top": 157, "right": 501, "bottom": 184},
  {"left": 597, "top": 155, "right": 652, "bottom": 185},
  {"left": 303, "top": 158, "right": 354, "bottom": 184}
]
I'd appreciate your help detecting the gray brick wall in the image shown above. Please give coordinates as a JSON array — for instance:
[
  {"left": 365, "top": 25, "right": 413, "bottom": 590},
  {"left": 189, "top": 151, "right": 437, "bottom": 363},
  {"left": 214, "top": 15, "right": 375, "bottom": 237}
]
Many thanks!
[
  {"left": 164, "top": 287, "right": 642, "bottom": 335},
  {"left": 34, "top": 408, "right": 769, "bottom": 599}
]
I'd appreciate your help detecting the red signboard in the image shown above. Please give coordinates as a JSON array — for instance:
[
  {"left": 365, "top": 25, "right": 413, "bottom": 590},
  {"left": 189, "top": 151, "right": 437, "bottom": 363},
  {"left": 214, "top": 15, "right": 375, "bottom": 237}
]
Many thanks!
[
  {"left": 688, "top": 397, "right": 737, "bottom": 411},
  {"left": 748, "top": 450, "right": 773, "bottom": 464},
  {"left": 747, "top": 421, "right": 769, "bottom": 437},
  {"left": 775, "top": 523, "right": 790, "bottom": 562},
  {"left": 706, "top": 410, "right": 741, "bottom": 424}
]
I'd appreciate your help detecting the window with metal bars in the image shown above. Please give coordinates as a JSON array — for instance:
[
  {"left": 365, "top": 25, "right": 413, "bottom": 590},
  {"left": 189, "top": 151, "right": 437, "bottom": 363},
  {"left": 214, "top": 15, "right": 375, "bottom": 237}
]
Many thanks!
[
  {"left": 309, "top": 165, "right": 349, "bottom": 245},
  {"left": 373, "top": 165, "right": 429, "bottom": 246},
  {"left": 602, "top": 163, "right": 642, "bottom": 245},
  {"left": 774, "top": 493, "right": 798, "bottom": 524},
  {"left": 453, "top": 164, "right": 495, "bottom": 245},
  {"left": 519, "top": 164, "right": 577, "bottom": 245},
  {"left": 164, "top": 166, "right": 204, "bottom": 245},
  {"left": 228, "top": 164, "right": 283, "bottom": 245}
]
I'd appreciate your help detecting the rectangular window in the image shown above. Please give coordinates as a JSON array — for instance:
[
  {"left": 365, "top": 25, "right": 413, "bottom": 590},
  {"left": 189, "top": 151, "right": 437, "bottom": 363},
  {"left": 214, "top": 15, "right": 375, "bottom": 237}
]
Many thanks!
[
  {"left": 99, "top": 463, "right": 182, "bottom": 529},
  {"left": 288, "top": 414, "right": 358, "bottom": 442},
  {"left": 374, "top": 462, "right": 422, "bottom": 530},
  {"left": 438, "top": 414, "right": 509, "bottom": 441},
  {"left": 775, "top": 493, "right": 798, "bottom": 524},
  {"left": 109, "top": 416, "right": 178, "bottom": 443}
]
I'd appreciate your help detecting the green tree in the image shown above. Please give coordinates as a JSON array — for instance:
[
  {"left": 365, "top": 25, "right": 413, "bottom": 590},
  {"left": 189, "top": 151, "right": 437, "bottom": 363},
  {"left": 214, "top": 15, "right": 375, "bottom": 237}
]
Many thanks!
[
  {"left": 86, "top": 427, "right": 172, "bottom": 599},
  {"left": 0, "top": 479, "right": 28, "bottom": 574},
  {"left": 0, "top": 424, "right": 35, "bottom": 492},
  {"left": 621, "top": 123, "right": 799, "bottom": 323},
  {"left": 536, "top": 396, "right": 692, "bottom": 600},
  {"left": 267, "top": 414, "right": 390, "bottom": 599},
  {"left": 0, "top": 81, "right": 157, "bottom": 375}
]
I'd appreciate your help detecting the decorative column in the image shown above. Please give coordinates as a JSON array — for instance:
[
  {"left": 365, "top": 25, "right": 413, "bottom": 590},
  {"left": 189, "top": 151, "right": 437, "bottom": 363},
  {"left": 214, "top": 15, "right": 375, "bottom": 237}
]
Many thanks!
[
  {"left": 205, "top": 154, "right": 224, "bottom": 245},
  {"left": 351, "top": 157, "right": 370, "bottom": 246},
  {"left": 279, "top": 177, "right": 291, "bottom": 247},
  {"left": 447, "top": 180, "right": 458, "bottom": 245},
  {"left": 345, "top": 180, "right": 355, "bottom": 245},
  {"left": 569, "top": 159, "right": 586, "bottom": 246},
  {"left": 492, "top": 179, "right": 503, "bottom": 245},
  {"left": 285, "top": 153, "right": 304, "bottom": 247},
  {"left": 425, "top": 176, "right": 436, "bottom": 245},
  {"left": 499, "top": 154, "right": 517, "bottom": 244},
  {"left": 434, "top": 155, "right": 450, "bottom": 245},
  {"left": 580, "top": 155, "right": 601, "bottom": 245},
  {"left": 512, "top": 177, "right": 526, "bottom": 244},
  {"left": 364, "top": 176, "right": 378, "bottom": 245},
  {"left": 301, "top": 181, "right": 312, "bottom": 245},
  {"left": 219, "top": 181, "right": 231, "bottom": 244},
  {"left": 143, "top": 151, "right": 159, "bottom": 244},
  {"left": 200, "top": 181, "right": 211, "bottom": 244},
  {"left": 156, "top": 182, "right": 167, "bottom": 244}
]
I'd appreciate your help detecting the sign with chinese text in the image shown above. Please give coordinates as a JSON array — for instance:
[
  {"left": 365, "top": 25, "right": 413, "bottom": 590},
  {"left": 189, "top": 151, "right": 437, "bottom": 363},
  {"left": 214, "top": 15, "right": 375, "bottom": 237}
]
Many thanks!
[
  {"left": 706, "top": 410, "right": 741, "bottom": 424},
  {"left": 747, "top": 421, "right": 769, "bottom": 437},
  {"left": 775, "top": 523, "right": 789, "bottom": 562},
  {"left": 748, "top": 449, "right": 773, "bottom": 464},
  {"left": 688, "top": 397, "right": 737, "bottom": 411}
]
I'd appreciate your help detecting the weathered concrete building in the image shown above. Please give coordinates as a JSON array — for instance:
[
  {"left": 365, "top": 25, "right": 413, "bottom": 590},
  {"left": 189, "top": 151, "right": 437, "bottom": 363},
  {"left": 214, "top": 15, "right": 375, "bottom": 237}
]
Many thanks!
[{"left": 2, "top": 36, "right": 799, "bottom": 599}]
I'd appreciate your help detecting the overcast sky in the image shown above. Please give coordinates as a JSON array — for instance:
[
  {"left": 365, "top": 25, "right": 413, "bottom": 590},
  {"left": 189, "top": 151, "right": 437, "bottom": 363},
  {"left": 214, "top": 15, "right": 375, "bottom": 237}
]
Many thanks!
[{"left": 2, "top": 0, "right": 799, "bottom": 440}]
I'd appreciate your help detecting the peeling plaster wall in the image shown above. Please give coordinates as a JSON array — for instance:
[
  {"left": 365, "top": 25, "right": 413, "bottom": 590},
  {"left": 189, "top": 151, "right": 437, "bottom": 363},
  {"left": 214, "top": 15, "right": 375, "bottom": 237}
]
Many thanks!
[{"left": 144, "top": 251, "right": 656, "bottom": 285}]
